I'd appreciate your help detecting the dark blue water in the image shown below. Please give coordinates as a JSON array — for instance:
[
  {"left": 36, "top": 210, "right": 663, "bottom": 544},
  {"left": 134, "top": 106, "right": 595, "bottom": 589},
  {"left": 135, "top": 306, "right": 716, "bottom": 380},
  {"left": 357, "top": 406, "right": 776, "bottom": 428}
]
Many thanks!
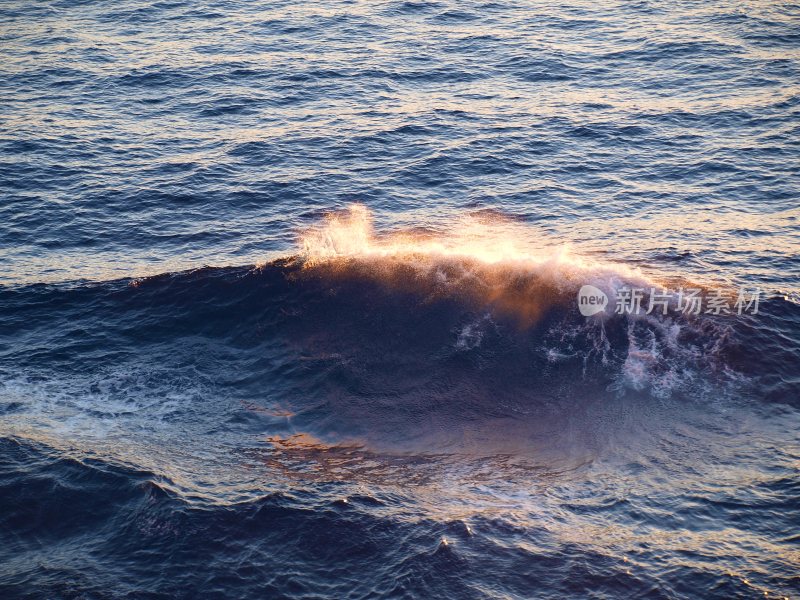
[{"left": 1, "top": 1, "right": 799, "bottom": 598}]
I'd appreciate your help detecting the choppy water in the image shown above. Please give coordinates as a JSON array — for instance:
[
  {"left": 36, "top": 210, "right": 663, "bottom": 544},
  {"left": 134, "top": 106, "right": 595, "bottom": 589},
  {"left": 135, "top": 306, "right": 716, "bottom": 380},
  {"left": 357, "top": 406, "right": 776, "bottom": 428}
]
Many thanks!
[{"left": 1, "top": 1, "right": 799, "bottom": 598}]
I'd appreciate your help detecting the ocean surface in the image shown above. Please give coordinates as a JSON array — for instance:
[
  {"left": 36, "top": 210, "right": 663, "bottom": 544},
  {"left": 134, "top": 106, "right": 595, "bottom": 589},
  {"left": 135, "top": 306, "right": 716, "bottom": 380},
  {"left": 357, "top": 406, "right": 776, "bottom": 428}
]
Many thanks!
[{"left": 1, "top": 1, "right": 799, "bottom": 598}]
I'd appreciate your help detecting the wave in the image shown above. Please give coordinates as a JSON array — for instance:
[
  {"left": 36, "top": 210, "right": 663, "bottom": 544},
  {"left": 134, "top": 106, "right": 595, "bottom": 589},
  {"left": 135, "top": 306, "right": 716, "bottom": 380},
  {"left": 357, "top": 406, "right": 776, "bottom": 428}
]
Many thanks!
[{"left": 1, "top": 206, "right": 797, "bottom": 460}]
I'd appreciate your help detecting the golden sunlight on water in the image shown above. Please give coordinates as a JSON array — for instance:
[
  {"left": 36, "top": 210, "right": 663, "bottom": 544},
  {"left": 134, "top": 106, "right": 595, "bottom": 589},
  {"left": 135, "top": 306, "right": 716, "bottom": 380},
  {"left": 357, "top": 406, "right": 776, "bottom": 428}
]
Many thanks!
[
  {"left": 295, "top": 205, "right": 661, "bottom": 326},
  {"left": 299, "top": 204, "right": 642, "bottom": 278}
]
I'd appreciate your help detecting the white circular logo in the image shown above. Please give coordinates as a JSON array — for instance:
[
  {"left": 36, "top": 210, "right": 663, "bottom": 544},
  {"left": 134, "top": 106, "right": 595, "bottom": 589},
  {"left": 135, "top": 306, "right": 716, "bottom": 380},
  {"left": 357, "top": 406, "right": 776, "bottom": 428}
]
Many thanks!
[{"left": 577, "top": 285, "right": 608, "bottom": 316}]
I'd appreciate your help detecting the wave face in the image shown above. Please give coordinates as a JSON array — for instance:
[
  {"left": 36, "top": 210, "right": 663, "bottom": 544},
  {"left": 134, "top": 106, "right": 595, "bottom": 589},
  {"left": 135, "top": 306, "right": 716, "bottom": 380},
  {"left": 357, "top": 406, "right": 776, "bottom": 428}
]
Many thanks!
[{"left": 2, "top": 0, "right": 800, "bottom": 597}]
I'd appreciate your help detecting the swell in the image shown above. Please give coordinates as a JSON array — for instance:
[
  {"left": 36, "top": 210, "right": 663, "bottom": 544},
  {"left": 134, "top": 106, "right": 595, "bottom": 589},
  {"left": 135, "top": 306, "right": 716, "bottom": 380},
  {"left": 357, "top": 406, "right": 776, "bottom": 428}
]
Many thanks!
[
  {"left": 0, "top": 252, "right": 744, "bottom": 388},
  {"left": 1, "top": 207, "right": 798, "bottom": 461},
  {"left": 0, "top": 252, "right": 796, "bottom": 455}
]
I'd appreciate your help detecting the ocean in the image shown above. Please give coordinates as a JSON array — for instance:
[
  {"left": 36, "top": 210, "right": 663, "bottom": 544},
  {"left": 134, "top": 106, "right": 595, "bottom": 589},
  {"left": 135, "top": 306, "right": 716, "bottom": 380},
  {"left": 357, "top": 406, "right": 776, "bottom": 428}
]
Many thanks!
[{"left": 1, "top": 0, "right": 799, "bottom": 598}]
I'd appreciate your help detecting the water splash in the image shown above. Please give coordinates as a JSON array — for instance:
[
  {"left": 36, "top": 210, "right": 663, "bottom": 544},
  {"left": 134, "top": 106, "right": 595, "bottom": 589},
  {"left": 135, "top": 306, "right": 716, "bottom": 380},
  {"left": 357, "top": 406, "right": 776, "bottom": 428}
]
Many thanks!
[
  {"left": 297, "top": 205, "right": 653, "bottom": 325},
  {"left": 299, "top": 204, "right": 636, "bottom": 275}
]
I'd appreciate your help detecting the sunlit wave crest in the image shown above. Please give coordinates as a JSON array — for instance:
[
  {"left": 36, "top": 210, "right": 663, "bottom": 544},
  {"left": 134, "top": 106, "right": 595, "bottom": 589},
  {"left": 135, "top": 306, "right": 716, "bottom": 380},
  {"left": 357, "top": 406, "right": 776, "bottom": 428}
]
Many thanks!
[{"left": 298, "top": 204, "right": 652, "bottom": 325}]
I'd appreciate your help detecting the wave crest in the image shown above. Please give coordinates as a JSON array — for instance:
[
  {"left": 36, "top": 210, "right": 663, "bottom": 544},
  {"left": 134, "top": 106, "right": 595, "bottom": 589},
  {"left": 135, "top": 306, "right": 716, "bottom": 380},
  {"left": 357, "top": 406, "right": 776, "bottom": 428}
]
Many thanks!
[{"left": 298, "top": 205, "right": 651, "bottom": 325}]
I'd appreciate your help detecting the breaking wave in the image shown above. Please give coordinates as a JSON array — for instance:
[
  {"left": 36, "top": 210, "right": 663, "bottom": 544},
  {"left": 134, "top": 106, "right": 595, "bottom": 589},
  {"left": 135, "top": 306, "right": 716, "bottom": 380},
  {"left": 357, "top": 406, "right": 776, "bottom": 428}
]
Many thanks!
[{"left": 3, "top": 206, "right": 794, "bottom": 464}]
